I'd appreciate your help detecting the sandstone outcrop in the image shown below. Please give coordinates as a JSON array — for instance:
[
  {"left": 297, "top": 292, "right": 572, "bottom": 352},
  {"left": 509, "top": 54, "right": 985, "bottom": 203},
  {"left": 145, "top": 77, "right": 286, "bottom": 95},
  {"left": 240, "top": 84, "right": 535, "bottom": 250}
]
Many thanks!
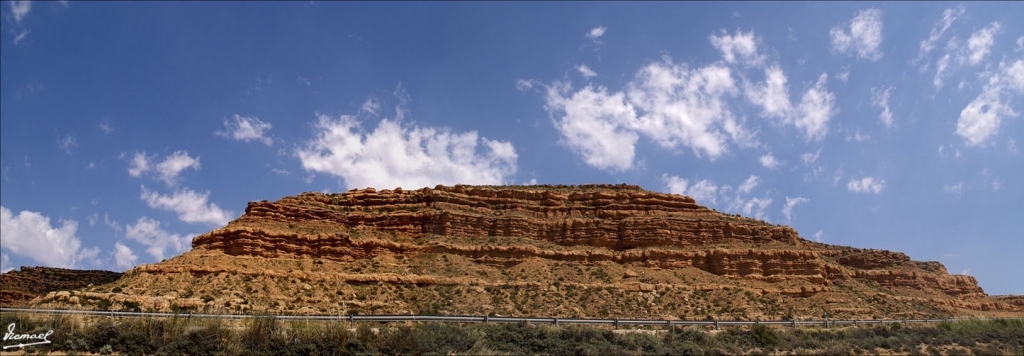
[{"left": 30, "top": 185, "right": 1021, "bottom": 319}]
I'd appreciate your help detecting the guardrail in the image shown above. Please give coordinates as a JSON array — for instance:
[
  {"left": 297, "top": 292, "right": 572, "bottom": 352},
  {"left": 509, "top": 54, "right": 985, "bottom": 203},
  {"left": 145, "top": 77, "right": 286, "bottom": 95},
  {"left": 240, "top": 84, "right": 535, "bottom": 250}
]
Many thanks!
[{"left": 1, "top": 307, "right": 966, "bottom": 330}]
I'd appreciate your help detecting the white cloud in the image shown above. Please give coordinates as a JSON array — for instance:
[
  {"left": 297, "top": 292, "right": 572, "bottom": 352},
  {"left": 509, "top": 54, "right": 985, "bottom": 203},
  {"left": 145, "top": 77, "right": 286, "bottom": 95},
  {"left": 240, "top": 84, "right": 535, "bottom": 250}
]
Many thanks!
[
  {"left": 125, "top": 217, "right": 192, "bottom": 261},
  {"left": 1, "top": 206, "right": 96, "bottom": 268},
  {"left": 830, "top": 8, "right": 884, "bottom": 61},
  {"left": 847, "top": 176, "right": 886, "bottom": 194},
  {"left": 917, "top": 6, "right": 964, "bottom": 62},
  {"left": 957, "top": 83, "right": 1009, "bottom": 146},
  {"left": 964, "top": 22, "right": 1001, "bottom": 66},
  {"left": 576, "top": 64, "right": 597, "bottom": 78},
  {"left": 113, "top": 242, "right": 138, "bottom": 269},
  {"left": 127, "top": 151, "right": 152, "bottom": 177},
  {"left": 586, "top": 26, "right": 606, "bottom": 39},
  {"left": 801, "top": 150, "right": 821, "bottom": 166},
  {"left": 782, "top": 196, "right": 809, "bottom": 223},
  {"left": 956, "top": 60, "right": 1023, "bottom": 146},
  {"left": 297, "top": 114, "right": 517, "bottom": 189},
  {"left": 759, "top": 153, "right": 781, "bottom": 169},
  {"left": 140, "top": 186, "right": 235, "bottom": 226},
  {"left": 216, "top": 115, "right": 273, "bottom": 146},
  {"left": 1009, "top": 138, "right": 1019, "bottom": 155},
  {"left": 871, "top": 86, "right": 894, "bottom": 127},
  {"left": 547, "top": 55, "right": 751, "bottom": 170},
  {"left": 663, "top": 174, "right": 772, "bottom": 220},
  {"left": 626, "top": 59, "right": 741, "bottom": 158},
  {"left": 546, "top": 83, "right": 639, "bottom": 170},
  {"left": 154, "top": 151, "right": 200, "bottom": 187},
  {"left": 1006, "top": 60, "right": 1024, "bottom": 93},
  {"left": 944, "top": 181, "right": 965, "bottom": 197},
  {"left": 10, "top": 1, "right": 30, "bottom": 23},
  {"left": 741, "top": 196, "right": 773, "bottom": 220},
  {"left": 737, "top": 175, "right": 760, "bottom": 194},
  {"left": 813, "top": 230, "right": 824, "bottom": 242},
  {"left": 709, "top": 29, "right": 764, "bottom": 66},
  {"left": 794, "top": 74, "right": 836, "bottom": 140},
  {"left": 361, "top": 99, "right": 380, "bottom": 116},
  {"left": 58, "top": 134, "right": 78, "bottom": 155},
  {"left": 745, "top": 68, "right": 836, "bottom": 141},
  {"left": 661, "top": 174, "right": 719, "bottom": 205},
  {"left": 745, "top": 66, "right": 792, "bottom": 119}
]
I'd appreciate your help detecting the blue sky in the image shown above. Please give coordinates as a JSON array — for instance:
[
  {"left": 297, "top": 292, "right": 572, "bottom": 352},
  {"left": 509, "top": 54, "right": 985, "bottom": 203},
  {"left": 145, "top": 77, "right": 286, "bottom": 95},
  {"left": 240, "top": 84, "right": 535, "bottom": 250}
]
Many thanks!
[{"left": 2, "top": 2, "right": 1022, "bottom": 295}]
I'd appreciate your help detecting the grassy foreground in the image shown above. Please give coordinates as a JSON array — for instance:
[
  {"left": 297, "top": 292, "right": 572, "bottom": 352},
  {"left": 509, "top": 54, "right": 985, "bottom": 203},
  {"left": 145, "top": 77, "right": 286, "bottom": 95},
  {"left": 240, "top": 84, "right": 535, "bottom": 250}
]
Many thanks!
[{"left": 0, "top": 312, "right": 1021, "bottom": 355}]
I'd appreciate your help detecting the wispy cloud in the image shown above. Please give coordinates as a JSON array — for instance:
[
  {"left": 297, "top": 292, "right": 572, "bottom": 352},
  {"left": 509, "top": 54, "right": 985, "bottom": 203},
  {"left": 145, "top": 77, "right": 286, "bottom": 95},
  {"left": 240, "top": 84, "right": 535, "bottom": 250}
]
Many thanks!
[
  {"left": 915, "top": 6, "right": 964, "bottom": 66},
  {"left": 140, "top": 186, "right": 234, "bottom": 226},
  {"left": 99, "top": 119, "right": 115, "bottom": 134},
  {"left": 663, "top": 174, "right": 773, "bottom": 221},
  {"left": 216, "top": 115, "right": 273, "bottom": 146},
  {"left": 944, "top": 181, "right": 965, "bottom": 198},
  {"left": 847, "top": 176, "right": 886, "bottom": 194},
  {"left": 12, "top": 29, "right": 29, "bottom": 45},
  {"left": 154, "top": 151, "right": 201, "bottom": 187},
  {"left": 830, "top": 8, "right": 884, "bottom": 61},
  {"left": 964, "top": 22, "right": 1001, "bottom": 66},
  {"left": 871, "top": 86, "right": 895, "bottom": 127},
  {"left": 125, "top": 217, "right": 193, "bottom": 261},
  {"left": 745, "top": 69, "right": 837, "bottom": 141},
  {"left": 58, "top": 134, "right": 78, "bottom": 155},
  {"left": 782, "top": 196, "right": 809, "bottom": 223},
  {"left": 576, "top": 64, "right": 597, "bottom": 78},
  {"left": 127, "top": 151, "right": 153, "bottom": 178}
]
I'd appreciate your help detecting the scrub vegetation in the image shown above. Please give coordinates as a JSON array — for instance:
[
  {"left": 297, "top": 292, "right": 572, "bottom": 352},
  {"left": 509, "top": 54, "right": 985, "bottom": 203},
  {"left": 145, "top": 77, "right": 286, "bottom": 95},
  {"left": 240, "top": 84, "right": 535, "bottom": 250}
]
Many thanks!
[{"left": 1, "top": 312, "right": 1021, "bottom": 355}]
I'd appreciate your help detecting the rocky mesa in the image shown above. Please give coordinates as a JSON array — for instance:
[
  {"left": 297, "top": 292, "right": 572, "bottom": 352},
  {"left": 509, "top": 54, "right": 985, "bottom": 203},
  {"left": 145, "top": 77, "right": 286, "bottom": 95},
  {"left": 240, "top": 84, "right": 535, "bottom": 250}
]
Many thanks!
[{"left": 27, "top": 184, "right": 1022, "bottom": 320}]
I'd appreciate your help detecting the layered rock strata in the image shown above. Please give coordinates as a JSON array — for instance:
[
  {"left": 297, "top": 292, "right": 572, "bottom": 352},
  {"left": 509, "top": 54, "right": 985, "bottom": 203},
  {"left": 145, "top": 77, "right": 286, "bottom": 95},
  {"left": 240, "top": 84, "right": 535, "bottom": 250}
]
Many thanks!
[{"left": 31, "top": 184, "right": 1021, "bottom": 319}]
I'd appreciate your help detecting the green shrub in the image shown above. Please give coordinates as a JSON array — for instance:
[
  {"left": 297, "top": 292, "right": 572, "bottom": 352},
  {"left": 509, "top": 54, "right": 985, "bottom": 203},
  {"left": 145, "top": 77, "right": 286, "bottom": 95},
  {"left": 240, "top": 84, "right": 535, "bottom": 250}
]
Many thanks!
[{"left": 751, "top": 324, "right": 779, "bottom": 348}]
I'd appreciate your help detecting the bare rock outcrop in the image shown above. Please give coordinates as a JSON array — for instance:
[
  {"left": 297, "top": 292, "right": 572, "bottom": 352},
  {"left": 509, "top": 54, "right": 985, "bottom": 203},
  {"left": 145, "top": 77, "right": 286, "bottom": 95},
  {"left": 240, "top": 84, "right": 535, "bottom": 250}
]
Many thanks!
[{"left": 30, "top": 184, "right": 1020, "bottom": 319}]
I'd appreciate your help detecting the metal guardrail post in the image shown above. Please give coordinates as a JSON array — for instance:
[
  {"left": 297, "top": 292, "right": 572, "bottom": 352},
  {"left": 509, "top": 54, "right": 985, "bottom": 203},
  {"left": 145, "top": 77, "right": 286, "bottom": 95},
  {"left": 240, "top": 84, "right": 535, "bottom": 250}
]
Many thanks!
[
  {"left": 349, "top": 314, "right": 354, "bottom": 329},
  {"left": 714, "top": 320, "right": 719, "bottom": 330},
  {"left": 614, "top": 318, "right": 619, "bottom": 329},
  {"left": 483, "top": 315, "right": 488, "bottom": 323}
]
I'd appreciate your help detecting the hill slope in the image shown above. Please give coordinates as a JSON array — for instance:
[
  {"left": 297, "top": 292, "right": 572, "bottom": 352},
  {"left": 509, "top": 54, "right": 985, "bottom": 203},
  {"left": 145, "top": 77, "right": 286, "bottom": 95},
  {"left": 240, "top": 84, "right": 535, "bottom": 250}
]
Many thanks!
[{"left": 30, "top": 184, "right": 1021, "bottom": 319}]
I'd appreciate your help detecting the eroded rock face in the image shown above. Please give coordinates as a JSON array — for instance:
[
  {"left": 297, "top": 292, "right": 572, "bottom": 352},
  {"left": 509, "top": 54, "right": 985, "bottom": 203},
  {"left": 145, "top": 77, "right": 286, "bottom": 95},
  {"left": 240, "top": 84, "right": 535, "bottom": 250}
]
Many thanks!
[
  {"left": 1, "top": 267, "right": 122, "bottom": 306},
  {"left": 189, "top": 185, "right": 987, "bottom": 298},
  {"left": 32, "top": 185, "right": 1020, "bottom": 319}
]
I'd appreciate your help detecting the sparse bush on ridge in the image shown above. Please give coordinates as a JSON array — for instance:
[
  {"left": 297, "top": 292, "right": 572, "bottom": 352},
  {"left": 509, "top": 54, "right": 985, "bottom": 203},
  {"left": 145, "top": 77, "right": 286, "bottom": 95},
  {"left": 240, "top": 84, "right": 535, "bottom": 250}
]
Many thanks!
[{"left": 1, "top": 312, "right": 1022, "bottom": 354}]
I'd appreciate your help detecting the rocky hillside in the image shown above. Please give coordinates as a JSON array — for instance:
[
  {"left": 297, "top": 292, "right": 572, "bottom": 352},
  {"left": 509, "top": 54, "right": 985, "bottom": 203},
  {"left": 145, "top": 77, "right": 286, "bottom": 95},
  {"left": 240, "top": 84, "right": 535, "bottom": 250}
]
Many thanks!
[
  {"left": 1, "top": 266, "right": 122, "bottom": 306},
  {"left": 30, "top": 184, "right": 1022, "bottom": 319}
]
